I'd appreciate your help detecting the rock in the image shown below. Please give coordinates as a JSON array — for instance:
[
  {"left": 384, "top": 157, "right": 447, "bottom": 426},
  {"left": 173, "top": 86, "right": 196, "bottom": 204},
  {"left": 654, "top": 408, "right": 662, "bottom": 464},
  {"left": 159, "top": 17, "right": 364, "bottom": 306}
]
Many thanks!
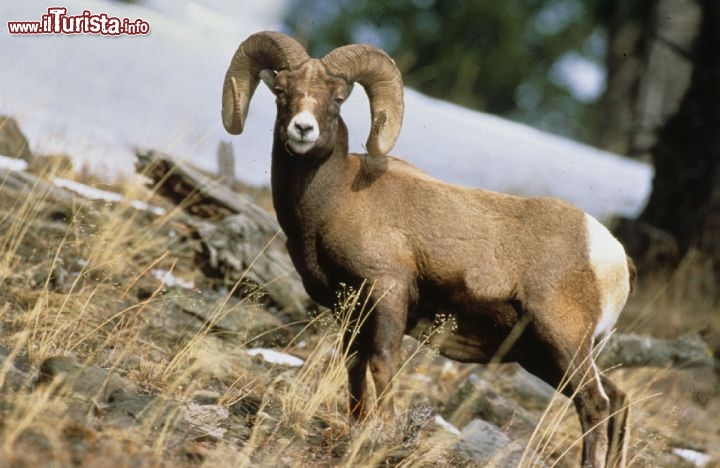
[
  {"left": 456, "top": 419, "right": 526, "bottom": 467},
  {"left": 161, "top": 287, "right": 294, "bottom": 346},
  {"left": 37, "top": 356, "right": 137, "bottom": 403},
  {"left": 0, "top": 344, "right": 32, "bottom": 392},
  {"left": 490, "top": 363, "right": 556, "bottom": 412},
  {"left": 0, "top": 115, "right": 33, "bottom": 162},
  {"left": 191, "top": 390, "right": 221, "bottom": 406},
  {"left": 106, "top": 387, "right": 155, "bottom": 412},
  {"left": 442, "top": 372, "right": 540, "bottom": 438},
  {"left": 597, "top": 333, "right": 715, "bottom": 369},
  {"left": 120, "top": 353, "right": 143, "bottom": 371},
  {"left": 229, "top": 394, "right": 262, "bottom": 418},
  {"left": 102, "top": 389, "right": 182, "bottom": 431}
]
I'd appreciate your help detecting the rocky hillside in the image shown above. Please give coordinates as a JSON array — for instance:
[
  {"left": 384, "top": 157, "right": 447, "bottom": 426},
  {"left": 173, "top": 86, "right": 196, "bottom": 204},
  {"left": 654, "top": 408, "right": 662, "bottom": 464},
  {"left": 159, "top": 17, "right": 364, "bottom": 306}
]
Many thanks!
[{"left": 0, "top": 117, "right": 718, "bottom": 467}]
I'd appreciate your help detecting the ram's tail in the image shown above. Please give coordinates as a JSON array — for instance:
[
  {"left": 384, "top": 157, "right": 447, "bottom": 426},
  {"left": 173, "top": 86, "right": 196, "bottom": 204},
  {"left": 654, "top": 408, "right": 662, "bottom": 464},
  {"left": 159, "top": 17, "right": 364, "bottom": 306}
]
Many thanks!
[{"left": 626, "top": 255, "right": 637, "bottom": 294}]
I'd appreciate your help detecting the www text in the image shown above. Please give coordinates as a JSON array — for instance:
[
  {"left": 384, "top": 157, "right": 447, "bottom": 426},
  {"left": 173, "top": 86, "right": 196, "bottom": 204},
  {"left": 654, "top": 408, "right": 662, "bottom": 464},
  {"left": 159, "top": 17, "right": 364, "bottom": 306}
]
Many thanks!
[{"left": 8, "top": 7, "right": 150, "bottom": 36}]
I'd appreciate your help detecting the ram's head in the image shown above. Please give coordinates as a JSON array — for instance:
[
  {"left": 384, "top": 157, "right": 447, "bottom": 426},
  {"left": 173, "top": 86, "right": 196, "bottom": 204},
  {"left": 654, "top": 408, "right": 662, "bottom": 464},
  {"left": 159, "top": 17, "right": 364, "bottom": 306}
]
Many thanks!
[{"left": 222, "top": 31, "right": 404, "bottom": 158}]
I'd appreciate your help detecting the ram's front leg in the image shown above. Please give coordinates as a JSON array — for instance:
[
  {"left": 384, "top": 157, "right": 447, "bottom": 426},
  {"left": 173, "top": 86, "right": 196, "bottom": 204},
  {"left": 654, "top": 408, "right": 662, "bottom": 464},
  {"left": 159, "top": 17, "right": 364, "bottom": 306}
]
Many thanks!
[
  {"left": 343, "top": 278, "right": 410, "bottom": 420},
  {"left": 363, "top": 280, "right": 410, "bottom": 415},
  {"left": 345, "top": 329, "right": 371, "bottom": 420}
]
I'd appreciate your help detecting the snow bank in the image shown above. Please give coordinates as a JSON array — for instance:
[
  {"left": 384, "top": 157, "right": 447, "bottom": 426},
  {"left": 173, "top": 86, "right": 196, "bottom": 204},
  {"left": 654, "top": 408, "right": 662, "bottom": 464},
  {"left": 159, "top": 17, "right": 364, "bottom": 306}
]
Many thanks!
[{"left": 1, "top": 0, "right": 651, "bottom": 219}]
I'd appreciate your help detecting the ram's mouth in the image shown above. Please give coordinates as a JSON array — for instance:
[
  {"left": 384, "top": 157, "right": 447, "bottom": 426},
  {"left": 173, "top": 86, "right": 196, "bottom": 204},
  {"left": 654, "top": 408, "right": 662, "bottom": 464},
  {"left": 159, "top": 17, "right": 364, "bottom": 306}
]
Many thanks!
[{"left": 286, "top": 137, "right": 316, "bottom": 155}]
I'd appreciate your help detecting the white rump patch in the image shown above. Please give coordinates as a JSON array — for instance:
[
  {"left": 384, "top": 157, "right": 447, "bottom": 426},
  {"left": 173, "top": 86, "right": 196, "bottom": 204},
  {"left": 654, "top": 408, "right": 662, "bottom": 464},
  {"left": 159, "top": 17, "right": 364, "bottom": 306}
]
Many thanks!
[{"left": 585, "top": 214, "right": 630, "bottom": 338}]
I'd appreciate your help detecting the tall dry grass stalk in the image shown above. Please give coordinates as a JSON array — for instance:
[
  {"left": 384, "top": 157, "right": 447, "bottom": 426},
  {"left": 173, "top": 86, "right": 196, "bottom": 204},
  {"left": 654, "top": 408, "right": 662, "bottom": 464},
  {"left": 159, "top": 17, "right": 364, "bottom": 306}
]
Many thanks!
[
  {"left": 1, "top": 163, "right": 715, "bottom": 466},
  {"left": 622, "top": 248, "right": 719, "bottom": 338},
  {"left": 231, "top": 282, "right": 461, "bottom": 466},
  {"left": 0, "top": 166, "right": 195, "bottom": 464}
]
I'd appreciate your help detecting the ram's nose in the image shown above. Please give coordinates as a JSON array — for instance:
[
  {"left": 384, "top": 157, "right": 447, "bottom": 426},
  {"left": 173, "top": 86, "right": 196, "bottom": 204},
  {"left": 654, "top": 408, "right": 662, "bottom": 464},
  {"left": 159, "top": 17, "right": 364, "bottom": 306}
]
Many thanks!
[
  {"left": 294, "top": 121, "right": 314, "bottom": 136},
  {"left": 288, "top": 111, "right": 319, "bottom": 140},
  {"left": 287, "top": 111, "right": 320, "bottom": 154}
]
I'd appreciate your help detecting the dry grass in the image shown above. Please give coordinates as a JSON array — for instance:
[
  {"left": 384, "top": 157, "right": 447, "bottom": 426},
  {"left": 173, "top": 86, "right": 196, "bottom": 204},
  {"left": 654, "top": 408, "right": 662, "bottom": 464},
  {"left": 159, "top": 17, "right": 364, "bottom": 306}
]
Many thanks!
[
  {"left": 621, "top": 249, "right": 720, "bottom": 340},
  {"left": 0, "top": 164, "right": 717, "bottom": 467}
]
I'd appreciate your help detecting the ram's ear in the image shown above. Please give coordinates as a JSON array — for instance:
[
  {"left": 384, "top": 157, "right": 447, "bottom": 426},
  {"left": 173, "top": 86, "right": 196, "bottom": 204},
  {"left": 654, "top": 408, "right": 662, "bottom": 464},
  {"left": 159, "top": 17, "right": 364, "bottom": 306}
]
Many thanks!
[{"left": 259, "top": 69, "right": 277, "bottom": 89}]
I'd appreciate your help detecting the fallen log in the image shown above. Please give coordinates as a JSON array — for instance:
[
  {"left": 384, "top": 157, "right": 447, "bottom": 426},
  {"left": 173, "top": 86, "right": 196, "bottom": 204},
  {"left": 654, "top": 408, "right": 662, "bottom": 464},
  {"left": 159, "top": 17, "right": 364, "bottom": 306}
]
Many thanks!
[
  {"left": 135, "top": 148, "right": 313, "bottom": 323},
  {"left": 135, "top": 148, "right": 275, "bottom": 224},
  {"left": 0, "top": 166, "right": 77, "bottom": 207},
  {"left": 194, "top": 215, "right": 312, "bottom": 323},
  {"left": 597, "top": 332, "right": 714, "bottom": 369},
  {"left": 1, "top": 155, "right": 164, "bottom": 216}
]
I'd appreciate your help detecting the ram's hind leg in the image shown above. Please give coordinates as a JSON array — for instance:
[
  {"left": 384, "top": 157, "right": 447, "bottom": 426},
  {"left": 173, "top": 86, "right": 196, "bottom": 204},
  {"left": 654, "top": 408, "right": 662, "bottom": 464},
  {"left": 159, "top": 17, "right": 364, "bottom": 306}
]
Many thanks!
[
  {"left": 571, "top": 351, "right": 611, "bottom": 468},
  {"left": 526, "top": 302, "right": 611, "bottom": 468},
  {"left": 601, "top": 375, "right": 629, "bottom": 467}
]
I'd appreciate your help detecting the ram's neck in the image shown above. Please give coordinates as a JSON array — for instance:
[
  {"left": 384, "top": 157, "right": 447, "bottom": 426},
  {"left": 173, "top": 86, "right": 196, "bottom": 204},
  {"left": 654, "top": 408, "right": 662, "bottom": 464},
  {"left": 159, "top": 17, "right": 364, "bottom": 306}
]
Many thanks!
[{"left": 270, "top": 118, "right": 350, "bottom": 238}]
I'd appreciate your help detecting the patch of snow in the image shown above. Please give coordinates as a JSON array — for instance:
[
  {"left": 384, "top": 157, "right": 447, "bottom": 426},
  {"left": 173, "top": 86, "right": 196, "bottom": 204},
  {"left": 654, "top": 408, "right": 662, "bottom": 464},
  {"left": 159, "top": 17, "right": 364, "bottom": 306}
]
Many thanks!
[
  {"left": 0, "top": 154, "right": 29, "bottom": 172},
  {"left": 1, "top": 0, "right": 652, "bottom": 220},
  {"left": 151, "top": 269, "right": 194, "bottom": 289},
  {"left": 126, "top": 200, "right": 164, "bottom": 215},
  {"left": 1, "top": 0, "right": 287, "bottom": 181},
  {"left": 52, "top": 177, "right": 124, "bottom": 202},
  {"left": 411, "top": 373, "right": 433, "bottom": 383},
  {"left": 52, "top": 177, "right": 166, "bottom": 215},
  {"left": 433, "top": 414, "right": 461, "bottom": 436},
  {"left": 672, "top": 448, "right": 711, "bottom": 467},
  {"left": 246, "top": 348, "right": 304, "bottom": 367}
]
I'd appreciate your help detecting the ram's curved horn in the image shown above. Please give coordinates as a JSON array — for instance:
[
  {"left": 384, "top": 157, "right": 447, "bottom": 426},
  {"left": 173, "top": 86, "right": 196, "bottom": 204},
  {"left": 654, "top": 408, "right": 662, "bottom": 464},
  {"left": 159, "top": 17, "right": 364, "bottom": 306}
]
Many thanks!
[
  {"left": 322, "top": 45, "right": 404, "bottom": 157},
  {"left": 222, "top": 31, "right": 309, "bottom": 134}
]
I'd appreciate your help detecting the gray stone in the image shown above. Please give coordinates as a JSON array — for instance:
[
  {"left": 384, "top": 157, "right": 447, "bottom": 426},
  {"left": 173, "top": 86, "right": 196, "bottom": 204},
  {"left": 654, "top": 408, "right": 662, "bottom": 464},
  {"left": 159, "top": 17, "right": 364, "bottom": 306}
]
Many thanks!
[
  {"left": 597, "top": 333, "right": 714, "bottom": 369},
  {"left": 0, "top": 344, "right": 32, "bottom": 392},
  {"left": 491, "top": 363, "right": 556, "bottom": 412},
  {"left": 443, "top": 372, "right": 540, "bottom": 438},
  {"left": 103, "top": 389, "right": 182, "bottom": 430},
  {"left": 0, "top": 115, "right": 33, "bottom": 161},
  {"left": 37, "top": 356, "right": 137, "bottom": 403},
  {"left": 457, "top": 419, "right": 525, "bottom": 467},
  {"left": 162, "top": 287, "right": 293, "bottom": 346}
]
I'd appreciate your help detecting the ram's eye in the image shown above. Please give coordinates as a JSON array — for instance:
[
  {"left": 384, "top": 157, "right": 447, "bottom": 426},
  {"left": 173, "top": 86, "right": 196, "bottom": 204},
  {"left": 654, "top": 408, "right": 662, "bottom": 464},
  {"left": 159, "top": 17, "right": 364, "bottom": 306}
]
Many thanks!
[
  {"left": 274, "top": 89, "right": 288, "bottom": 106},
  {"left": 333, "top": 95, "right": 345, "bottom": 105}
]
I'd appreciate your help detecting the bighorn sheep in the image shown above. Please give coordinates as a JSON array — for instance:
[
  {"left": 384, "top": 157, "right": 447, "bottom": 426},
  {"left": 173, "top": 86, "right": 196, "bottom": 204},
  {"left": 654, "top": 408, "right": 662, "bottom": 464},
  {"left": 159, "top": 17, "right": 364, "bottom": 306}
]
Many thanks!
[{"left": 222, "top": 31, "right": 634, "bottom": 468}]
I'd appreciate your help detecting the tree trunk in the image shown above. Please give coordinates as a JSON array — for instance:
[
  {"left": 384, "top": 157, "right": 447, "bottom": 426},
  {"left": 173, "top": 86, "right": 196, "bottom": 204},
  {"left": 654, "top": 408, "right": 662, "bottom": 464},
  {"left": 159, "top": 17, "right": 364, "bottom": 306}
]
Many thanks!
[
  {"left": 600, "top": 0, "right": 720, "bottom": 282},
  {"left": 639, "top": 0, "right": 720, "bottom": 273}
]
